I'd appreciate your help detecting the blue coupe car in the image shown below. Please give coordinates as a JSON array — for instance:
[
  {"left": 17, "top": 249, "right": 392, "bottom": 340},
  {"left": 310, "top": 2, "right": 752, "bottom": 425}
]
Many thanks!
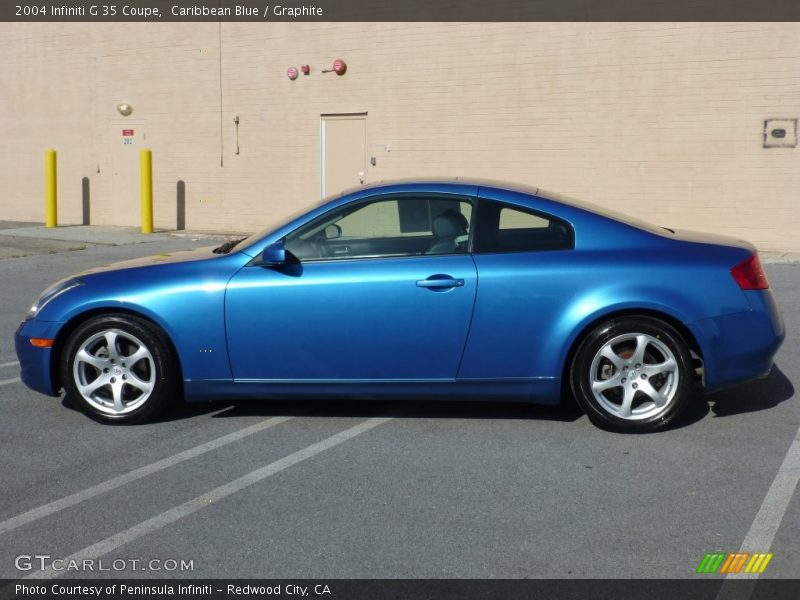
[{"left": 15, "top": 180, "right": 784, "bottom": 431}]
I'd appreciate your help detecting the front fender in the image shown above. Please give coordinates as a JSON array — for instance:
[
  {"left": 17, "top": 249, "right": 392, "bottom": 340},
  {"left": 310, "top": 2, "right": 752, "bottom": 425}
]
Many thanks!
[{"left": 36, "top": 263, "right": 239, "bottom": 384}]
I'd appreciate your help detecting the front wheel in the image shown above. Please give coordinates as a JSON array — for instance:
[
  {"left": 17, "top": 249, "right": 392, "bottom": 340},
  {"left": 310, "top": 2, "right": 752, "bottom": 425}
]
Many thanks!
[
  {"left": 569, "top": 316, "right": 694, "bottom": 432},
  {"left": 61, "top": 314, "right": 178, "bottom": 424}
]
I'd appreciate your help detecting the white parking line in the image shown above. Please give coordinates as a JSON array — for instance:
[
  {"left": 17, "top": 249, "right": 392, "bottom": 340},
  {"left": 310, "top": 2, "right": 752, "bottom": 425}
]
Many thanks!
[
  {"left": 716, "top": 424, "right": 800, "bottom": 599},
  {"left": 0, "top": 377, "right": 21, "bottom": 387},
  {"left": 28, "top": 417, "right": 391, "bottom": 579},
  {"left": 0, "top": 361, "right": 19, "bottom": 369},
  {"left": 0, "top": 415, "right": 294, "bottom": 536}
]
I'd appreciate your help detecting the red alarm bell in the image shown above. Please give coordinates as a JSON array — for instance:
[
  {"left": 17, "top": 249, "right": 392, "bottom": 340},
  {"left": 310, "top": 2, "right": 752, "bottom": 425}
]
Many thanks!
[{"left": 333, "top": 59, "right": 347, "bottom": 75}]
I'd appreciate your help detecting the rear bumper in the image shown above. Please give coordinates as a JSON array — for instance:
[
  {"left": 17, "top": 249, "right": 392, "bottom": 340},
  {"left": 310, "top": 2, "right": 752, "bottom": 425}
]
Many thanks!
[
  {"left": 14, "top": 320, "right": 63, "bottom": 397},
  {"left": 690, "top": 289, "right": 785, "bottom": 393}
]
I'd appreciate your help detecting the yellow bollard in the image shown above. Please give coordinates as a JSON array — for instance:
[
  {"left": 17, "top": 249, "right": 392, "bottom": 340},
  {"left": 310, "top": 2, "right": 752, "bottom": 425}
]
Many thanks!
[
  {"left": 140, "top": 149, "right": 153, "bottom": 234},
  {"left": 45, "top": 149, "right": 57, "bottom": 228}
]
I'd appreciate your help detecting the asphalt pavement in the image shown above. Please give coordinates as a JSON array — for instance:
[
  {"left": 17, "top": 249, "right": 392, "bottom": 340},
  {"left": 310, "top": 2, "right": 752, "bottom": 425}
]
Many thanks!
[{"left": 0, "top": 223, "right": 798, "bottom": 582}]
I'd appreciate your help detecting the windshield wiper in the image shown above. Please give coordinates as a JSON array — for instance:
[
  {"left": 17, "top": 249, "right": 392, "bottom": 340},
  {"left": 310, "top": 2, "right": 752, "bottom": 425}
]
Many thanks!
[{"left": 212, "top": 237, "right": 246, "bottom": 254}]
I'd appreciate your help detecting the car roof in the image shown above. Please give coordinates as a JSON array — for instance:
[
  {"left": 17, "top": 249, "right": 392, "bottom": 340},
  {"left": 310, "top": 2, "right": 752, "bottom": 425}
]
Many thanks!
[{"left": 337, "top": 177, "right": 540, "bottom": 198}]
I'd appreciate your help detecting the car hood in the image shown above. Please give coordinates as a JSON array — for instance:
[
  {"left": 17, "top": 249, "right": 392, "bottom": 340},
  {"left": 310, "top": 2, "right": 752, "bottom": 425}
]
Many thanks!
[{"left": 78, "top": 245, "right": 222, "bottom": 275}]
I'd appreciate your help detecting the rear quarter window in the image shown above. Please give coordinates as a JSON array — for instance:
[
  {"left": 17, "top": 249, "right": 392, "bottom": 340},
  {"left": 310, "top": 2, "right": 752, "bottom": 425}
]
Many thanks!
[{"left": 474, "top": 201, "right": 574, "bottom": 253}]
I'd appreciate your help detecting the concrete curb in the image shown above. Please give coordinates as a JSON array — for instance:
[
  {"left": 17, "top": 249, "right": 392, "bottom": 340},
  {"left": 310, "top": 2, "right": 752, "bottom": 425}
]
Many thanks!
[{"left": 0, "top": 224, "right": 246, "bottom": 245}]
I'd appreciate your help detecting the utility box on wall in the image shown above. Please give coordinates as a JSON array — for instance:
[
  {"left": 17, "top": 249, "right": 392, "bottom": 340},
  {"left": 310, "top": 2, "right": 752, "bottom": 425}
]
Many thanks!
[{"left": 763, "top": 119, "right": 797, "bottom": 148}]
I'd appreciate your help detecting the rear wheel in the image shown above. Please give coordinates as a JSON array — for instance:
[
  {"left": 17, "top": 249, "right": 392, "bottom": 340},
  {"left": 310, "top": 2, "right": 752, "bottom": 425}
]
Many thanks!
[
  {"left": 570, "top": 316, "right": 694, "bottom": 432},
  {"left": 61, "top": 314, "right": 178, "bottom": 424}
]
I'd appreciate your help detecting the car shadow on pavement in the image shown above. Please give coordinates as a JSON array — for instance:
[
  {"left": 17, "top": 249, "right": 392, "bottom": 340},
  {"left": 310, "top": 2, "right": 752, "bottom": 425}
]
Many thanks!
[
  {"left": 171, "top": 365, "right": 792, "bottom": 429},
  {"left": 705, "top": 365, "right": 794, "bottom": 418},
  {"left": 60, "top": 392, "right": 583, "bottom": 425},
  {"left": 199, "top": 397, "right": 584, "bottom": 424}
]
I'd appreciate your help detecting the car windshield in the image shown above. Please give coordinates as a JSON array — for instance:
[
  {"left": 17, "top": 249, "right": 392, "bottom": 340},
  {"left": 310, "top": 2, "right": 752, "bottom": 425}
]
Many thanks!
[{"left": 232, "top": 194, "right": 338, "bottom": 254}]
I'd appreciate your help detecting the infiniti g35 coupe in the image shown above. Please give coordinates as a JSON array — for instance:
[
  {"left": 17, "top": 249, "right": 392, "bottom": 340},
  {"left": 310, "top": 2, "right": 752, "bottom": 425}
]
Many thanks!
[{"left": 15, "top": 180, "right": 785, "bottom": 432}]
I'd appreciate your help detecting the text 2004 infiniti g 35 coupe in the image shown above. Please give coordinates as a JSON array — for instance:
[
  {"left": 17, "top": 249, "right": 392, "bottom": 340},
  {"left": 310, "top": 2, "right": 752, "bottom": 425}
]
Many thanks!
[{"left": 15, "top": 179, "right": 785, "bottom": 431}]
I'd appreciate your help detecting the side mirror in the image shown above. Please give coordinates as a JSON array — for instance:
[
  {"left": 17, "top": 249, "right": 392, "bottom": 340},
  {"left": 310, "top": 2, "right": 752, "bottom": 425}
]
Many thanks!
[
  {"left": 324, "top": 224, "right": 342, "bottom": 240},
  {"left": 261, "top": 241, "right": 286, "bottom": 265}
]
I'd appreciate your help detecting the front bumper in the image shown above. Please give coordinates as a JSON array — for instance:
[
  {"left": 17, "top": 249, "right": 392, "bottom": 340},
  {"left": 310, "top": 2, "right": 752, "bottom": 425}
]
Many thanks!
[{"left": 14, "top": 319, "right": 64, "bottom": 397}]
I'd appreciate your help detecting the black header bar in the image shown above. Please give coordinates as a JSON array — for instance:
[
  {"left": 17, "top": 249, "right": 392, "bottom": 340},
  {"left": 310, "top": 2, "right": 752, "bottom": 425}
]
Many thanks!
[
  {"left": 4, "top": 0, "right": 800, "bottom": 22},
  {"left": 3, "top": 579, "right": 800, "bottom": 600}
]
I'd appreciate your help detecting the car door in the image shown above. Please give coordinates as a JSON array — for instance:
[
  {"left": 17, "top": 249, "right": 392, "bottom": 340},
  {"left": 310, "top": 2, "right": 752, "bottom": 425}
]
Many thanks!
[
  {"left": 457, "top": 189, "right": 576, "bottom": 385},
  {"left": 225, "top": 194, "right": 477, "bottom": 381}
]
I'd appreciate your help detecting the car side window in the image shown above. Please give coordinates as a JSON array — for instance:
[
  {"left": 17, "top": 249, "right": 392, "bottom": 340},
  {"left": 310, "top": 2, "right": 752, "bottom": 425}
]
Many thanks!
[
  {"left": 285, "top": 196, "right": 473, "bottom": 261},
  {"left": 473, "top": 200, "right": 574, "bottom": 253}
]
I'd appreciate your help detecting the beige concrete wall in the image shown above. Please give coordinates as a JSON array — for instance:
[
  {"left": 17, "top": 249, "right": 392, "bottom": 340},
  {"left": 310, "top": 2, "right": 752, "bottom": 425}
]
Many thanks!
[{"left": 1, "top": 22, "right": 798, "bottom": 251}]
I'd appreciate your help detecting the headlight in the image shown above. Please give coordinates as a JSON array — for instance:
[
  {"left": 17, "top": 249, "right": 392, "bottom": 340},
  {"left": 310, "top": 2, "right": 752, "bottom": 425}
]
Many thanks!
[{"left": 26, "top": 279, "right": 84, "bottom": 320}]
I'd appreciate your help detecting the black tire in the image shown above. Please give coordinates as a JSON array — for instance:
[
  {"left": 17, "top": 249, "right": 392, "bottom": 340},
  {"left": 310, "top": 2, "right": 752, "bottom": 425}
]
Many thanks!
[
  {"left": 60, "top": 314, "right": 178, "bottom": 424},
  {"left": 569, "top": 315, "right": 694, "bottom": 432}
]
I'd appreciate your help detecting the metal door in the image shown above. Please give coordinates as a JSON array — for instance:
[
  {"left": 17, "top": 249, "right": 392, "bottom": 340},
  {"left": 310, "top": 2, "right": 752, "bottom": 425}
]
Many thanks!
[{"left": 321, "top": 114, "right": 367, "bottom": 198}]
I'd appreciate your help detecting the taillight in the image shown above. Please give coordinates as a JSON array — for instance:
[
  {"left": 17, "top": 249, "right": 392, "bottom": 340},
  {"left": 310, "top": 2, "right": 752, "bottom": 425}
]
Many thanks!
[{"left": 731, "top": 253, "right": 769, "bottom": 290}]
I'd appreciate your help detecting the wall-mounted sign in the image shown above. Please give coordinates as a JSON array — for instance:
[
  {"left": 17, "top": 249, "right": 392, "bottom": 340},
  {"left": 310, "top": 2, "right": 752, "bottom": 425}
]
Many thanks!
[{"left": 122, "top": 129, "right": 135, "bottom": 136}]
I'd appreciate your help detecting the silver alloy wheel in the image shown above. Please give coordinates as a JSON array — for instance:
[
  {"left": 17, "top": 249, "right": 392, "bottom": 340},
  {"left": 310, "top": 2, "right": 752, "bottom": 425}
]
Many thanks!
[
  {"left": 589, "top": 332, "right": 679, "bottom": 421},
  {"left": 72, "top": 328, "right": 156, "bottom": 416}
]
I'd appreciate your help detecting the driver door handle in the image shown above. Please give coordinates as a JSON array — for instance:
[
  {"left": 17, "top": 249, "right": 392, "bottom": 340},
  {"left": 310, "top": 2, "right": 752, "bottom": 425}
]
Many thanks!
[{"left": 416, "top": 277, "right": 464, "bottom": 289}]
